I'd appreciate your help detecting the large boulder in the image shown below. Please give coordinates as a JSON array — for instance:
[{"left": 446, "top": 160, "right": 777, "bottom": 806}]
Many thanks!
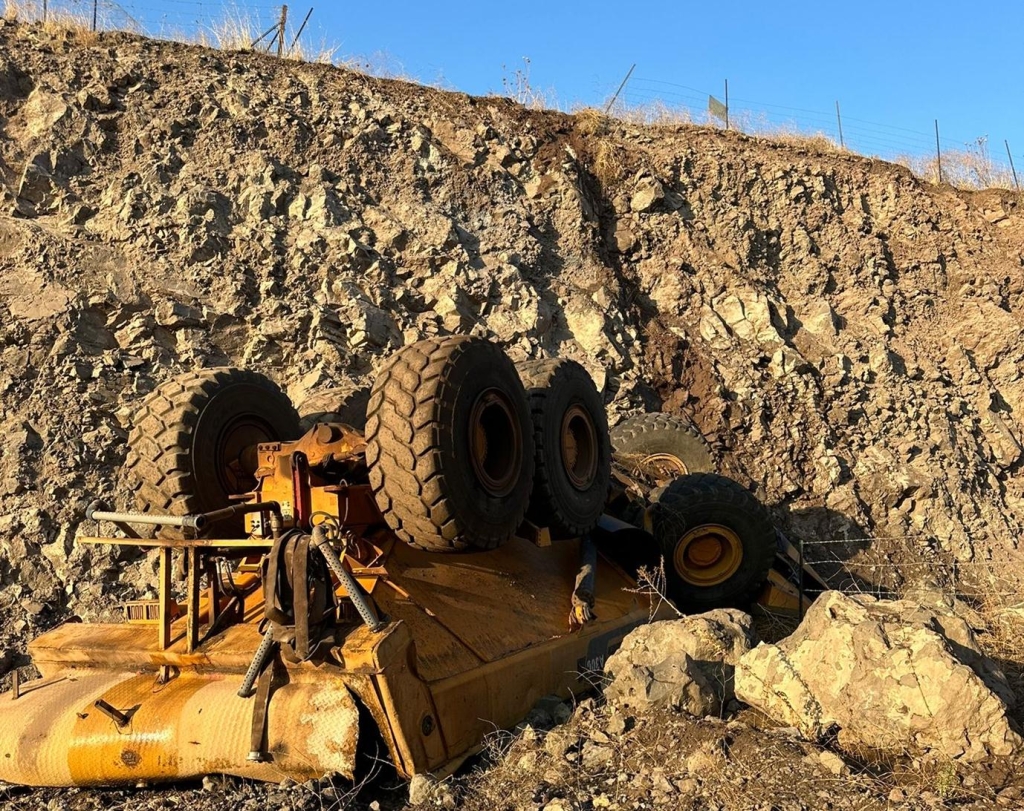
[
  {"left": 735, "top": 591, "right": 1021, "bottom": 762},
  {"left": 603, "top": 610, "right": 756, "bottom": 716}
]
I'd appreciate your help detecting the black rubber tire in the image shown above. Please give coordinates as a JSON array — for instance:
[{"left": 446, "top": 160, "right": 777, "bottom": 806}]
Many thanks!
[
  {"left": 650, "top": 473, "right": 776, "bottom": 611},
  {"left": 125, "top": 368, "right": 301, "bottom": 538},
  {"left": 297, "top": 385, "right": 371, "bottom": 432},
  {"left": 517, "top": 358, "right": 611, "bottom": 538},
  {"left": 610, "top": 412, "right": 713, "bottom": 476},
  {"left": 365, "top": 336, "right": 535, "bottom": 552}
]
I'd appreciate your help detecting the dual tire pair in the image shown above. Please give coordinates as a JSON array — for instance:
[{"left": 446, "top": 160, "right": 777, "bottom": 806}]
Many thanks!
[{"left": 364, "top": 337, "right": 611, "bottom": 552}]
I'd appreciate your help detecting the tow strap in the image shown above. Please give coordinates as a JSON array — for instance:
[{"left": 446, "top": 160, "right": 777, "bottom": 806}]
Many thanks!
[{"left": 263, "top": 528, "right": 337, "bottom": 662}]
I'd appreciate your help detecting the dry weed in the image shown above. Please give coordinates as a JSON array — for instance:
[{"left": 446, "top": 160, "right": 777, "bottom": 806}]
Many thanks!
[
  {"left": 592, "top": 141, "right": 625, "bottom": 187},
  {"left": 3, "top": 0, "right": 106, "bottom": 43},
  {"left": 499, "top": 57, "right": 556, "bottom": 110},
  {"left": 574, "top": 106, "right": 609, "bottom": 136},
  {"left": 895, "top": 137, "right": 1019, "bottom": 190}
]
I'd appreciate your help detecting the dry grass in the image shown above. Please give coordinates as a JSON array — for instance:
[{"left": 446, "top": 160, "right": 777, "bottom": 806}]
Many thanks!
[
  {"left": 894, "top": 137, "right": 1020, "bottom": 190},
  {"left": 2, "top": 0, "right": 109, "bottom": 43},
  {"left": 592, "top": 140, "right": 626, "bottom": 187},
  {"left": 498, "top": 56, "right": 556, "bottom": 110},
  {"left": 574, "top": 106, "right": 610, "bottom": 136}
]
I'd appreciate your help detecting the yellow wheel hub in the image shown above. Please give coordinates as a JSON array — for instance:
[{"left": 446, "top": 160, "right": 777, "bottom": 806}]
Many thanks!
[
  {"left": 673, "top": 524, "right": 743, "bottom": 587},
  {"left": 636, "top": 452, "right": 687, "bottom": 484}
]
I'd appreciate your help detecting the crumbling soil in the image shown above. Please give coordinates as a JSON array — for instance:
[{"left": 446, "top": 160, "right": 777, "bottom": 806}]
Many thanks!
[{"left": 3, "top": 17, "right": 1024, "bottom": 810}]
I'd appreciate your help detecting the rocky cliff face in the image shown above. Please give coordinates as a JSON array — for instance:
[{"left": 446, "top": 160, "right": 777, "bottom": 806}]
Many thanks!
[{"left": 2, "top": 20, "right": 1024, "bottom": 653}]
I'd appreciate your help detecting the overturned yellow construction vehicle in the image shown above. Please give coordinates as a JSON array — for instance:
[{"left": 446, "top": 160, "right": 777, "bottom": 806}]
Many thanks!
[{"left": 0, "top": 336, "right": 794, "bottom": 787}]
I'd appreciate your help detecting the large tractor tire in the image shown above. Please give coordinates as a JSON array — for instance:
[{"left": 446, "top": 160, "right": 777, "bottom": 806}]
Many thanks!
[
  {"left": 297, "top": 384, "right": 371, "bottom": 432},
  {"left": 517, "top": 358, "right": 610, "bottom": 538},
  {"left": 611, "top": 412, "right": 713, "bottom": 481},
  {"left": 365, "top": 336, "right": 535, "bottom": 552},
  {"left": 650, "top": 473, "right": 776, "bottom": 611},
  {"left": 125, "top": 368, "right": 301, "bottom": 538}
]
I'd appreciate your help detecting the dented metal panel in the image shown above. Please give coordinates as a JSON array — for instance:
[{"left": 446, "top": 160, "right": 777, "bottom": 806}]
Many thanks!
[{"left": 0, "top": 668, "right": 359, "bottom": 787}]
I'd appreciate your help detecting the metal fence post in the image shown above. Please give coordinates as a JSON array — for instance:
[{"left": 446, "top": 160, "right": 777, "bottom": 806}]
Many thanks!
[
  {"left": 604, "top": 63, "right": 636, "bottom": 115},
  {"left": 935, "top": 119, "right": 943, "bottom": 184},
  {"left": 1006, "top": 140, "right": 1020, "bottom": 190}
]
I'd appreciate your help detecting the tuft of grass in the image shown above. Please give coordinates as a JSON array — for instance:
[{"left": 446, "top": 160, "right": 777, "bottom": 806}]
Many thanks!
[
  {"left": 3, "top": 0, "right": 109, "bottom": 43},
  {"left": 574, "top": 106, "right": 610, "bottom": 136},
  {"left": 592, "top": 140, "right": 625, "bottom": 187}
]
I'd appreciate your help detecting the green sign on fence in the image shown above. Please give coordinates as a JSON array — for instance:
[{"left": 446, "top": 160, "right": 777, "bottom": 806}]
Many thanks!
[{"left": 708, "top": 95, "right": 728, "bottom": 123}]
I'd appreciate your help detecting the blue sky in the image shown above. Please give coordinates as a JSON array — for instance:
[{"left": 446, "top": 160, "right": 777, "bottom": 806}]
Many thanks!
[{"left": 107, "top": 0, "right": 1022, "bottom": 169}]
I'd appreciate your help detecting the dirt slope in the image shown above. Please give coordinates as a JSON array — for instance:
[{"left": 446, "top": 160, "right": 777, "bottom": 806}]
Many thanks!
[{"left": 2, "top": 19, "right": 1024, "bottom": 656}]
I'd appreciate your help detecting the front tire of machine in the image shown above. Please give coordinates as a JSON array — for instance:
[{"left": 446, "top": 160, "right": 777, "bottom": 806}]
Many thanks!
[
  {"left": 125, "top": 368, "right": 301, "bottom": 538},
  {"left": 365, "top": 336, "right": 535, "bottom": 552},
  {"left": 517, "top": 358, "right": 611, "bottom": 538},
  {"left": 610, "top": 412, "right": 714, "bottom": 481}
]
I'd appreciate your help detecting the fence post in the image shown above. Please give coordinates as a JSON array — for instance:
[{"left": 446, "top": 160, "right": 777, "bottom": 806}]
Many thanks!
[
  {"left": 835, "top": 100, "right": 845, "bottom": 148},
  {"left": 1006, "top": 140, "right": 1020, "bottom": 190},
  {"left": 288, "top": 7, "right": 314, "bottom": 55},
  {"left": 43, "top": 0, "right": 48, "bottom": 22},
  {"left": 277, "top": 5, "right": 288, "bottom": 58},
  {"left": 92, "top": 0, "right": 98, "bottom": 31},
  {"left": 604, "top": 63, "right": 636, "bottom": 115},
  {"left": 797, "top": 536, "right": 804, "bottom": 619},
  {"left": 724, "top": 79, "right": 729, "bottom": 130},
  {"left": 934, "top": 119, "right": 943, "bottom": 184}
]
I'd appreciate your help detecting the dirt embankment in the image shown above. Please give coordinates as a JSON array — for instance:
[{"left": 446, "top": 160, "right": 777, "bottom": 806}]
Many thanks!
[
  {"left": 4, "top": 16, "right": 1024, "bottom": 811},
  {"left": 3, "top": 19, "right": 1024, "bottom": 646}
]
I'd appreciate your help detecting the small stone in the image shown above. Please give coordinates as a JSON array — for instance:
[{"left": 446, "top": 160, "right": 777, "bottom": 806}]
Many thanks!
[
  {"left": 817, "top": 750, "right": 847, "bottom": 775},
  {"left": 408, "top": 773, "right": 436, "bottom": 805},
  {"left": 630, "top": 177, "right": 664, "bottom": 213}
]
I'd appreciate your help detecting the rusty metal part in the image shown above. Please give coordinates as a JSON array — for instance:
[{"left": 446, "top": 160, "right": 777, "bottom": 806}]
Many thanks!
[
  {"left": 561, "top": 404, "right": 599, "bottom": 490},
  {"left": 569, "top": 535, "right": 597, "bottom": 630},
  {"left": 672, "top": 523, "right": 744, "bottom": 587},
  {"left": 636, "top": 451, "right": 689, "bottom": 481},
  {"left": 93, "top": 699, "right": 133, "bottom": 728},
  {"left": 468, "top": 387, "right": 522, "bottom": 497}
]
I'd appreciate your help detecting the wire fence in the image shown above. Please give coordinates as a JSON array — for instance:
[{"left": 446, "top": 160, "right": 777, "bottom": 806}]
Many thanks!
[
  {"left": 6, "top": 0, "right": 290, "bottom": 52},
  {"left": 617, "top": 75, "right": 1021, "bottom": 191},
  {"left": 789, "top": 534, "right": 1024, "bottom": 615},
  {"left": 7, "top": 2, "right": 1021, "bottom": 190}
]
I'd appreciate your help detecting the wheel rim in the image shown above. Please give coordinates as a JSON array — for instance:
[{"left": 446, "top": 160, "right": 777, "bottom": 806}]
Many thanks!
[
  {"left": 561, "top": 404, "right": 599, "bottom": 490},
  {"left": 638, "top": 452, "right": 688, "bottom": 482},
  {"left": 673, "top": 523, "right": 743, "bottom": 587},
  {"left": 217, "top": 416, "right": 278, "bottom": 496},
  {"left": 468, "top": 388, "right": 521, "bottom": 497}
]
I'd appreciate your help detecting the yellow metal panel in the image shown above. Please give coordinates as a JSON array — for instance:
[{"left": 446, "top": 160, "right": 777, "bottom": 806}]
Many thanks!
[
  {"left": 382, "top": 537, "right": 640, "bottom": 666},
  {"left": 0, "top": 669, "right": 359, "bottom": 787}
]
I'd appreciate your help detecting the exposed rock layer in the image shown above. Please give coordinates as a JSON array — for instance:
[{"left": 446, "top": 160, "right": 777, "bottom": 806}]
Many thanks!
[{"left": 2, "top": 21, "right": 1024, "bottom": 656}]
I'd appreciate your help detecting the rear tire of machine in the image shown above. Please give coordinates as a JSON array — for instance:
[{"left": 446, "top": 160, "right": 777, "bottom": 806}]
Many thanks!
[
  {"left": 365, "top": 336, "right": 535, "bottom": 552},
  {"left": 125, "top": 368, "right": 301, "bottom": 539},
  {"left": 517, "top": 358, "right": 611, "bottom": 538},
  {"left": 610, "top": 412, "right": 714, "bottom": 478}
]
